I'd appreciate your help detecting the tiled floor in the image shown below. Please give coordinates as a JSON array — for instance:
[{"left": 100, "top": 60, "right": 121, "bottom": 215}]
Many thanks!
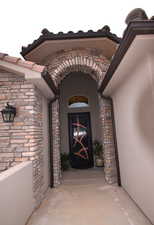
[{"left": 27, "top": 168, "right": 152, "bottom": 225}]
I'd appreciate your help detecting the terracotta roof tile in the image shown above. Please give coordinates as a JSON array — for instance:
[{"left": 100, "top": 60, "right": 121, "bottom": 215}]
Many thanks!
[
  {"left": 17, "top": 59, "right": 35, "bottom": 69},
  {"left": 4, "top": 55, "right": 20, "bottom": 63},
  {"left": 0, "top": 52, "right": 45, "bottom": 73},
  {"left": 32, "top": 64, "right": 45, "bottom": 73},
  {"left": 0, "top": 53, "right": 8, "bottom": 60}
]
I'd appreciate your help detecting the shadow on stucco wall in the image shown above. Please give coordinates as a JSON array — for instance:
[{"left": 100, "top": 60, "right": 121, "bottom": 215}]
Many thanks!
[{"left": 136, "top": 85, "right": 154, "bottom": 152}]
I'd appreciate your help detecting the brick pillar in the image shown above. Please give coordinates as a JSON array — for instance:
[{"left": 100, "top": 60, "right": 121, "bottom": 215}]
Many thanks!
[
  {"left": 52, "top": 99, "right": 61, "bottom": 186},
  {"left": 99, "top": 96, "right": 118, "bottom": 184}
]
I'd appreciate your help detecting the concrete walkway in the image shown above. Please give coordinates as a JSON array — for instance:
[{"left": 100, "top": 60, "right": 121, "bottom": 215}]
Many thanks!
[{"left": 27, "top": 168, "right": 152, "bottom": 225}]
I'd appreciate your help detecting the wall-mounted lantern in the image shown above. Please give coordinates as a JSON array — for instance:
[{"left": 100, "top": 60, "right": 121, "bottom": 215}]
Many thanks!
[{"left": 1, "top": 102, "right": 16, "bottom": 123}]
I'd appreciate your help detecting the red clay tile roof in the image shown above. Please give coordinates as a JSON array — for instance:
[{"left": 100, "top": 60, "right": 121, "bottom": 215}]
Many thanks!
[{"left": 0, "top": 52, "right": 45, "bottom": 73}]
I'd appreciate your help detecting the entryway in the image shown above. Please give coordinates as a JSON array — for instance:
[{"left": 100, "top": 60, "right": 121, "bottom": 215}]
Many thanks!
[
  {"left": 27, "top": 169, "right": 152, "bottom": 225},
  {"left": 51, "top": 68, "right": 119, "bottom": 187},
  {"left": 59, "top": 72, "right": 102, "bottom": 166}
]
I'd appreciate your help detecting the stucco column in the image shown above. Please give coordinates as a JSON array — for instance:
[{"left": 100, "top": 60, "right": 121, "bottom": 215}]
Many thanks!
[
  {"left": 99, "top": 95, "right": 118, "bottom": 184},
  {"left": 52, "top": 99, "right": 61, "bottom": 186}
]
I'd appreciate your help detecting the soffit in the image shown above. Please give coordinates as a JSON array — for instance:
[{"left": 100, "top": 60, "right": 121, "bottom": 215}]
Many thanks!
[{"left": 23, "top": 37, "right": 117, "bottom": 64}]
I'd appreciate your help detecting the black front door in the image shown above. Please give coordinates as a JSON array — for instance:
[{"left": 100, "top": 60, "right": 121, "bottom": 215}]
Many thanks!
[{"left": 68, "top": 112, "right": 93, "bottom": 169}]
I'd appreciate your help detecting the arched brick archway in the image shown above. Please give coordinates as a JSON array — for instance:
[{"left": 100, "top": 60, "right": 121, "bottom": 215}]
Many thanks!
[
  {"left": 45, "top": 49, "right": 118, "bottom": 187},
  {"left": 44, "top": 48, "right": 110, "bottom": 87}
]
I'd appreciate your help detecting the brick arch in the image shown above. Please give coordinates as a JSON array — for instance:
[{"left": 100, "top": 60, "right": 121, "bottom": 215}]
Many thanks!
[
  {"left": 49, "top": 56, "right": 102, "bottom": 85},
  {"left": 45, "top": 49, "right": 118, "bottom": 187},
  {"left": 45, "top": 48, "right": 110, "bottom": 87}
]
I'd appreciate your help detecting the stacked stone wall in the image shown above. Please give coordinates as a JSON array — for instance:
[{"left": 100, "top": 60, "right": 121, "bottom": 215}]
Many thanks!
[
  {"left": 52, "top": 99, "right": 61, "bottom": 186},
  {"left": 99, "top": 96, "right": 118, "bottom": 184},
  {"left": 0, "top": 69, "right": 44, "bottom": 207}
]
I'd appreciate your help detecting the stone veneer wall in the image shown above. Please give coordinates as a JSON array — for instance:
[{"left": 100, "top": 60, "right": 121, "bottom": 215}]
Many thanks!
[
  {"left": 0, "top": 70, "right": 44, "bottom": 207},
  {"left": 52, "top": 99, "right": 61, "bottom": 186},
  {"left": 99, "top": 96, "right": 118, "bottom": 184}
]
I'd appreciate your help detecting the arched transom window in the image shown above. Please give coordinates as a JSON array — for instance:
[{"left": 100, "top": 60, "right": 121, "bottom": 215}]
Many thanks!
[{"left": 68, "top": 96, "right": 89, "bottom": 108}]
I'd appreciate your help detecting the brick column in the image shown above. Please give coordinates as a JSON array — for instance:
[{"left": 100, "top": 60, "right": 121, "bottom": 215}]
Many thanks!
[
  {"left": 99, "top": 96, "right": 118, "bottom": 184},
  {"left": 52, "top": 99, "right": 61, "bottom": 186}
]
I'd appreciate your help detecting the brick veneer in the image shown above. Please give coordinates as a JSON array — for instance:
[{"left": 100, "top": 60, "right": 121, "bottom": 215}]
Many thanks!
[
  {"left": 52, "top": 99, "right": 61, "bottom": 186},
  {"left": 99, "top": 96, "right": 118, "bottom": 184},
  {"left": 0, "top": 69, "right": 44, "bottom": 207},
  {"left": 44, "top": 48, "right": 110, "bottom": 87}
]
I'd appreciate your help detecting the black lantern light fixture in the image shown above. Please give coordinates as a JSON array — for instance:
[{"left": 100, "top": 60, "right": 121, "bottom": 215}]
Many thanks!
[{"left": 1, "top": 102, "right": 16, "bottom": 123}]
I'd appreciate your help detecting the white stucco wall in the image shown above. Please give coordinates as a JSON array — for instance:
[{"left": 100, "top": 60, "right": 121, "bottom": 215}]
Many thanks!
[
  {"left": 59, "top": 72, "right": 102, "bottom": 153},
  {"left": 0, "top": 161, "right": 34, "bottom": 225},
  {"left": 111, "top": 55, "right": 154, "bottom": 223},
  {"left": 42, "top": 96, "right": 50, "bottom": 192}
]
